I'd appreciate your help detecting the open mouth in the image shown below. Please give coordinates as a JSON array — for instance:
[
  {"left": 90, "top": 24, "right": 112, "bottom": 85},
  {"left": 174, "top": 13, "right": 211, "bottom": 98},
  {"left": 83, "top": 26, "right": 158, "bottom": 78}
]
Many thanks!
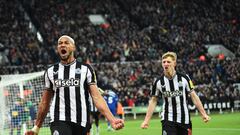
[{"left": 61, "top": 49, "right": 67, "bottom": 54}]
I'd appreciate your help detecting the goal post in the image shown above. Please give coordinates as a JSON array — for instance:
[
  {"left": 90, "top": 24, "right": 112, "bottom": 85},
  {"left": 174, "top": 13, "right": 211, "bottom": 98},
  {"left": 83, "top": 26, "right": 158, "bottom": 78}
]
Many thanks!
[{"left": 0, "top": 71, "right": 51, "bottom": 135}]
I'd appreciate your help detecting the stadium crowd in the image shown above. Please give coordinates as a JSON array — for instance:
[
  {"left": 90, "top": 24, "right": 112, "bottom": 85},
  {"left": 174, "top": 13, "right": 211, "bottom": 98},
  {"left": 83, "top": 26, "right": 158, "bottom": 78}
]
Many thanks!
[{"left": 0, "top": 0, "right": 239, "bottom": 107}]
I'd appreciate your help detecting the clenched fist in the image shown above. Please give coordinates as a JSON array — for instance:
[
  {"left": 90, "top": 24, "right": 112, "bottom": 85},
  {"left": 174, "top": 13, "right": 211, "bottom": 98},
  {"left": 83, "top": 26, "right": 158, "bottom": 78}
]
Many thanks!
[
  {"left": 111, "top": 118, "right": 124, "bottom": 130},
  {"left": 202, "top": 114, "right": 211, "bottom": 123},
  {"left": 25, "top": 126, "right": 39, "bottom": 135},
  {"left": 25, "top": 130, "right": 38, "bottom": 135},
  {"left": 141, "top": 121, "right": 149, "bottom": 129}
]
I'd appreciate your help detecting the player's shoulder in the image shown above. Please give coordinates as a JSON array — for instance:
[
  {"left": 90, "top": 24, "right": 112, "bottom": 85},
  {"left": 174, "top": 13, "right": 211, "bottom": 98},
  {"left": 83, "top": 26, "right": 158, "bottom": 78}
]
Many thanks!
[
  {"left": 46, "top": 62, "right": 59, "bottom": 69},
  {"left": 153, "top": 75, "right": 164, "bottom": 83},
  {"left": 177, "top": 72, "right": 191, "bottom": 81},
  {"left": 69, "top": 60, "right": 95, "bottom": 71},
  {"left": 177, "top": 72, "right": 187, "bottom": 77},
  {"left": 80, "top": 62, "right": 95, "bottom": 70},
  {"left": 44, "top": 63, "right": 59, "bottom": 74}
]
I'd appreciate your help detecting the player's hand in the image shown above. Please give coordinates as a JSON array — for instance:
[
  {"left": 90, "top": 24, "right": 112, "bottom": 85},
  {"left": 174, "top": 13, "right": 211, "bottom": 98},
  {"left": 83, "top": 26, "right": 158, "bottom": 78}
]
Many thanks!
[
  {"left": 111, "top": 118, "right": 124, "bottom": 130},
  {"left": 141, "top": 121, "right": 149, "bottom": 129},
  {"left": 202, "top": 114, "right": 211, "bottom": 123},
  {"left": 25, "top": 126, "right": 40, "bottom": 135}
]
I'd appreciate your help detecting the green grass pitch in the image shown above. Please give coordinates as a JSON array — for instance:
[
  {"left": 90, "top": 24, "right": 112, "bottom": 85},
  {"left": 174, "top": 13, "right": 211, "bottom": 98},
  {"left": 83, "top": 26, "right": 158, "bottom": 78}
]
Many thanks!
[{"left": 5, "top": 112, "right": 240, "bottom": 135}]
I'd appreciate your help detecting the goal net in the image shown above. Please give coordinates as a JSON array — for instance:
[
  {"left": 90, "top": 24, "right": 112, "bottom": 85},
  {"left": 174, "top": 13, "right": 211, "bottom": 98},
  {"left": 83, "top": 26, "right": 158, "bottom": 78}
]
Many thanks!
[{"left": 0, "top": 71, "right": 51, "bottom": 135}]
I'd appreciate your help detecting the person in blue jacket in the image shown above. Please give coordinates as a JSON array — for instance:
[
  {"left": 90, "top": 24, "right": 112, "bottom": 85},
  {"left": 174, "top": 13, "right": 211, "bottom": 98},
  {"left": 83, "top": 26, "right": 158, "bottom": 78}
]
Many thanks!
[{"left": 104, "top": 90, "right": 119, "bottom": 131}]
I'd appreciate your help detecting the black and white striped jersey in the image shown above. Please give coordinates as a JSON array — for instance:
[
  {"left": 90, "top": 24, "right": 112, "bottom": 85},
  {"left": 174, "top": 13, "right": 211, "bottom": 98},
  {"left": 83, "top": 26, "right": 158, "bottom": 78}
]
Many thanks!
[
  {"left": 44, "top": 59, "right": 97, "bottom": 127},
  {"left": 151, "top": 72, "right": 195, "bottom": 124}
]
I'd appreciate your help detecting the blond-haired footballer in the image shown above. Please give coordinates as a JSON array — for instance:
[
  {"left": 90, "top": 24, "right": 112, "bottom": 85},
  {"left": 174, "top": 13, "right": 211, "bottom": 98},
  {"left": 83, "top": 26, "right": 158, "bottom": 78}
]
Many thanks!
[{"left": 141, "top": 52, "right": 210, "bottom": 135}]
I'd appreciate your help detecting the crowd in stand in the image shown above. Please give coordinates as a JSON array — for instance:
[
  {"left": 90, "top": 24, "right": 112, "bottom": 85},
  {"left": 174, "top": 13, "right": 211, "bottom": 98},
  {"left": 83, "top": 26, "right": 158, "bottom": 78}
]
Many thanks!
[{"left": 0, "top": 0, "right": 239, "bottom": 107}]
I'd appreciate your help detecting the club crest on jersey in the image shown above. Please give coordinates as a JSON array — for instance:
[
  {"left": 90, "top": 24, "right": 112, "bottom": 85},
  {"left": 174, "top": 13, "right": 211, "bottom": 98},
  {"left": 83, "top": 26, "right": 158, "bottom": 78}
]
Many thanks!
[
  {"left": 54, "top": 78, "right": 80, "bottom": 87},
  {"left": 75, "top": 68, "right": 81, "bottom": 74}
]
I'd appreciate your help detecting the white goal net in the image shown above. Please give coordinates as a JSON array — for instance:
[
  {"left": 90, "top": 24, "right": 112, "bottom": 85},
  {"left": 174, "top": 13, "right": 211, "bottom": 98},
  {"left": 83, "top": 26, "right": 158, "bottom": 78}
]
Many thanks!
[{"left": 0, "top": 71, "right": 51, "bottom": 135}]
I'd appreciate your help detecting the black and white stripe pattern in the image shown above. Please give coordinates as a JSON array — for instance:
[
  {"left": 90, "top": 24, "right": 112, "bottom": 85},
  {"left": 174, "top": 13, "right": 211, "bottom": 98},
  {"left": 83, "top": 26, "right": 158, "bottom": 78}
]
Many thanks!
[
  {"left": 44, "top": 60, "right": 96, "bottom": 127},
  {"left": 151, "top": 72, "right": 194, "bottom": 124}
]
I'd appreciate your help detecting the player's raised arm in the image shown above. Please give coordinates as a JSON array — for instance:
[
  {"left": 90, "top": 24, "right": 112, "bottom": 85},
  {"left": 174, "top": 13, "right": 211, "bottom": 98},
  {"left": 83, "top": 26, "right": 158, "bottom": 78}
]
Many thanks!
[{"left": 89, "top": 85, "right": 124, "bottom": 130}]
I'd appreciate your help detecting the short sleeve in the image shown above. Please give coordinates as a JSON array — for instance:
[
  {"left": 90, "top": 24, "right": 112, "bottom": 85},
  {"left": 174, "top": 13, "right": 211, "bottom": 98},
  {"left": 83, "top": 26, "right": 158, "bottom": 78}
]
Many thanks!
[
  {"left": 185, "top": 74, "right": 195, "bottom": 93},
  {"left": 86, "top": 64, "right": 97, "bottom": 85},
  {"left": 150, "top": 78, "right": 161, "bottom": 97},
  {"left": 44, "top": 70, "right": 53, "bottom": 90}
]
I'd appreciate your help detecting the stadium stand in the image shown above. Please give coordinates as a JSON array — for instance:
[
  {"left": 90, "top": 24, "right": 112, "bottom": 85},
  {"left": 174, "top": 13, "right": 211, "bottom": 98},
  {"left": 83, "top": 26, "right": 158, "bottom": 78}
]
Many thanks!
[{"left": 0, "top": 0, "right": 239, "bottom": 115}]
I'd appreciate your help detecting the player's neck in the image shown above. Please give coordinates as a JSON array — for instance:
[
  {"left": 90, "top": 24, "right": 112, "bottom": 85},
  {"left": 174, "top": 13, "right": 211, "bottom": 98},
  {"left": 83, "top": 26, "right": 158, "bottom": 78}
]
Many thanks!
[
  {"left": 164, "top": 70, "right": 176, "bottom": 79},
  {"left": 61, "top": 57, "right": 76, "bottom": 65}
]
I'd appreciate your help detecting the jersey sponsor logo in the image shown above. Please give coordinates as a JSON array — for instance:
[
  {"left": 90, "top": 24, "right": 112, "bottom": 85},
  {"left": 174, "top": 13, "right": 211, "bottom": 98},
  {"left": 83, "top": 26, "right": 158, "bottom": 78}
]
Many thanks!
[
  {"left": 54, "top": 78, "right": 80, "bottom": 87},
  {"left": 162, "top": 90, "right": 183, "bottom": 97}
]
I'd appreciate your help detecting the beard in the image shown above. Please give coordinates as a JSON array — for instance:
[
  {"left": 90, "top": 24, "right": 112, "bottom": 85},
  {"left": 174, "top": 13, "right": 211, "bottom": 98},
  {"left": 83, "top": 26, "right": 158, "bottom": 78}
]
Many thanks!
[
  {"left": 61, "top": 55, "right": 70, "bottom": 61},
  {"left": 58, "top": 52, "right": 71, "bottom": 61}
]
